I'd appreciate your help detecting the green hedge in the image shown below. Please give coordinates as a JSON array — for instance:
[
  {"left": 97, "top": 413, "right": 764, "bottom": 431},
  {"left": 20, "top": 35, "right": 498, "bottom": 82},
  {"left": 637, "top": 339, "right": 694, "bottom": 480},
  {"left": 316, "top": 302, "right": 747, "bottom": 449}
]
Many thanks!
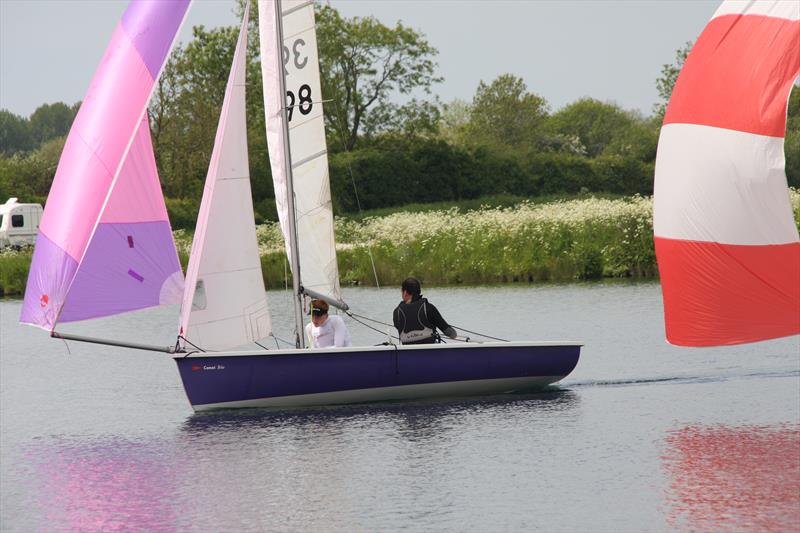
[{"left": 329, "top": 141, "right": 656, "bottom": 213}]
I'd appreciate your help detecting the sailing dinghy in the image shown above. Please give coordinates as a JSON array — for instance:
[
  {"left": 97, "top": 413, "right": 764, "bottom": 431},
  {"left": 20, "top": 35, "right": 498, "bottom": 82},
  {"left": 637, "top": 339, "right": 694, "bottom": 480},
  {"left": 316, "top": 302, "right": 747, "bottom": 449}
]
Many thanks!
[
  {"left": 21, "top": 0, "right": 581, "bottom": 411},
  {"left": 654, "top": 0, "right": 800, "bottom": 347}
]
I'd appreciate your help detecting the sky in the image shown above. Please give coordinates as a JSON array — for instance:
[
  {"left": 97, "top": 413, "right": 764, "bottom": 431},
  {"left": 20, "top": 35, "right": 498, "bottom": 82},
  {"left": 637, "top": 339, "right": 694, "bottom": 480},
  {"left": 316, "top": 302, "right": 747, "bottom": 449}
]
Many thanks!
[{"left": 0, "top": 0, "right": 720, "bottom": 118}]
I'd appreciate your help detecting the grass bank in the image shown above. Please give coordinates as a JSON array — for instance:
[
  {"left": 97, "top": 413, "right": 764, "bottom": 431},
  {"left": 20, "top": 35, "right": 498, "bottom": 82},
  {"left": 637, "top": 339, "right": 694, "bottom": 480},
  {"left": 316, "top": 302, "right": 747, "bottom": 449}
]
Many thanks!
[
  {"left": 181, "top": 189, "right": 800, "bottom": 288},
  {"left": 3, "top": 192, "right": 799, "bottom": 296},
  {"left": 0, "top": 248, "right": 32, "bottom": 296},
  {"left": 253, "top": 195, "right": 658, "bottom": 288}
]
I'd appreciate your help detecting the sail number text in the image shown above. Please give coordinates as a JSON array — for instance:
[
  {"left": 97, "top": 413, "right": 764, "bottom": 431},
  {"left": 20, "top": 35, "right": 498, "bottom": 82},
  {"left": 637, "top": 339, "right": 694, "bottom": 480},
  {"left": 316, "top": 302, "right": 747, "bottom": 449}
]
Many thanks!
[
  {"left": 283, "top": 38, "right": 313, "bottom": 122},
  {"left": 286, "top": 85, "right": 313, "bottom": 121},
  {"left": 283, "top": 38, "right": 308, "bottom": 71}
]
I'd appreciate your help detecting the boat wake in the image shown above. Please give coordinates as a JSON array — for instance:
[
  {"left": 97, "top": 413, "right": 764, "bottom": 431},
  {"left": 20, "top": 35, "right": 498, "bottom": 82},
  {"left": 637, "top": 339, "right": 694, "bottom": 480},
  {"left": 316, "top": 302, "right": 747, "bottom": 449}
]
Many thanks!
[{"left": 567, "top": 369, "right": 799, "bottom": 389}]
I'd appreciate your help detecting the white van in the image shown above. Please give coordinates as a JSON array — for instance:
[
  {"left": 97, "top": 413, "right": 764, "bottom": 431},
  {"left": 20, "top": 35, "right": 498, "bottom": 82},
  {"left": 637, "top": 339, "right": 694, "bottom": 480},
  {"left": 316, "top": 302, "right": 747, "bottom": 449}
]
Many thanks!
[{"left": 0, "top": 198, "right": 43, "bottom": 248}]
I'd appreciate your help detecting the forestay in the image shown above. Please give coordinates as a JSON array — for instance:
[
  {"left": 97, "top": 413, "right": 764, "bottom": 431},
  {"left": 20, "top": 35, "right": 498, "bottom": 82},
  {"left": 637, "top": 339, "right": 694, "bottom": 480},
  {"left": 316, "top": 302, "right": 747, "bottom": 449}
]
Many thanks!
[
  {"left": 653, "top": 0, "right": 800, "bottom": 346},
  {"left": 259, "top": 0, "right": 343, "bottom": 304},
  {"left": 180, "top": 4, "right": 272, "bottom": 351},
  {"left": 20, "top": 0, "right": 189, "bottom": 330}
]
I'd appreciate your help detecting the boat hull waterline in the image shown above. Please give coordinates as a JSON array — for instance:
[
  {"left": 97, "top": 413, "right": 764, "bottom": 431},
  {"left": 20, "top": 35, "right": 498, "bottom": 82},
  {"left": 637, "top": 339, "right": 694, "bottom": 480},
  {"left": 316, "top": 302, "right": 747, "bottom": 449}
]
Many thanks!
[{"left": 173, "top": 341, "right": 581, "bottom": 411}]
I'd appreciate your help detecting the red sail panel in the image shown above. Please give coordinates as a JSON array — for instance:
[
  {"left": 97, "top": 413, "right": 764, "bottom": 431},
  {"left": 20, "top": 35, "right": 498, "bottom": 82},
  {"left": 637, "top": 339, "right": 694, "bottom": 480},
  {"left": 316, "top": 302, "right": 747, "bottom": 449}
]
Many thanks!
[
  {"left": 655, "top": 237, "right": 800, "bottom": 346},
  {"left": 664, "top": 14, "right": 800, "bottom": 137},
  {"left": 654, "top": 2, "right": 800, "bottom": 347}
]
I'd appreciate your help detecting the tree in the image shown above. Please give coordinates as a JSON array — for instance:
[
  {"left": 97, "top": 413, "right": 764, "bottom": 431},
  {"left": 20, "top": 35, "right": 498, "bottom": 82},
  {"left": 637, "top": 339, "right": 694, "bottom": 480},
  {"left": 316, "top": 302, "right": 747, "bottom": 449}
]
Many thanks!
[
  {"left": 315, "top": 5, "right": 442, "bottom": 151},
  {"left": 149, "top": 17, "right": 275, "bottom": 222},
  {"left": 653, "top": 41, "right": 693, "bottom": 119},
  {"left": 465, "top": 74, "right": 548, "bottom": 150},
  {"left": 438, "top": 98, "right": 472, "bottom": 145},
  {"left": 785, "top": 85, "right": 799, "bottom": 187},
  {"left": 0, "top": 135, "right": 65, "bottom": 201},
  {"left": 29, "top": 102, "right": 77, "bottom": 146},
  {"left": 545, "top": 98, "right": 654, "bottom": 160},
  {"left": 361, "top": 98, "right": 441, "bottom": 145},
  {"left": 150, "top": 25, "right": 242, "bottom": 198},
  {"left": 0, "top": 110, "right": 33, "bottom": 155},
  {"left": 0, "top": 103, "right": 77, "bottom": 157}
]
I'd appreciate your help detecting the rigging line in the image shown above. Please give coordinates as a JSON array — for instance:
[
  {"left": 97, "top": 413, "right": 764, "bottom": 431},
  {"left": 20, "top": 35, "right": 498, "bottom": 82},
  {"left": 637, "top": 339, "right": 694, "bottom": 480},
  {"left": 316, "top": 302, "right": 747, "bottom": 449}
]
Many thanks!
[
  {"left": 445, "top": 336, "right": 473, "bottom": 343},
  {"left": 349, "top": 314, "right": 398, "bottom": 339},
  {"left": 347, "top": 310, "right": 492, "bottom": 342},
  {"left": 447, "top": 325, "right": 508, "bottom": 342},
  {"left": 346, "top": 310, "right": 393, "bottom": 328},
  {"left": 284, "top": 256, "right": 289, "bottom": 293},
  {"left": 270, "top": 332, "right": 294, "bottom": 348},
  {"left": 285, "top": 97, "right": 333, "bottom": 110},
  {"left": 346, "top": 311, "right": 399, "bottom": 340},
  {"left": 330, "top": 96, "right": 381, "bottom": 289},
  {"left": 254, "top": 341, "right": 270, "bottom": 351},
  {"left": 178, "top": 335, "right": 207, "bottom": 352},
  {"left": 58, "top": 335, "right": 72, "bottom": 356}
]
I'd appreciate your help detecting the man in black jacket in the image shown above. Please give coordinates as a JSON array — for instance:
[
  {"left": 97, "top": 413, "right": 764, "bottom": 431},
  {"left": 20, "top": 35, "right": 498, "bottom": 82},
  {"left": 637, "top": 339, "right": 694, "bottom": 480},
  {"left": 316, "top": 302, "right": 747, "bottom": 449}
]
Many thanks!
[{"left": 393, "top": 277, "right": 457, "bottom": 344}]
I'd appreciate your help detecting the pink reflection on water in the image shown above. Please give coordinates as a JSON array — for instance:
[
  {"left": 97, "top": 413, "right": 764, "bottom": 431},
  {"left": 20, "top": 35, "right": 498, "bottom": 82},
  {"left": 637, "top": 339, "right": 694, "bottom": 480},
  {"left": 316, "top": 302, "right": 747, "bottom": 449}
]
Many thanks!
[
  {"left": 30, "top": 441, "right": 183, "bottom": 532},
  {"left": 662, "top": 424, "right": 800, "bottom": 531}
]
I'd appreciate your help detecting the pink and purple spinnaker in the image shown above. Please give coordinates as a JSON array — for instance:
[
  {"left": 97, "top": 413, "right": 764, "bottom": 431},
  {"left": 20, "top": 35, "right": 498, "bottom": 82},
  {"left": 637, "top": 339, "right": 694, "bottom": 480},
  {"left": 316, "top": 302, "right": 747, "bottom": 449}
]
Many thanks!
[{"left": 20, "top": 0, "right": 190, "bottom": 330}]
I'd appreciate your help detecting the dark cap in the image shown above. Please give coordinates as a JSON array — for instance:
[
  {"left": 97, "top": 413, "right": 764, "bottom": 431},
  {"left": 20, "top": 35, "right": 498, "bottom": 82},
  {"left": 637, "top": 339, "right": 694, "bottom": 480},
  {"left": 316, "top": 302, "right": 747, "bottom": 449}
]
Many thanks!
[{"left": 309, "top": 299, "right": 329, "bottom": 316}]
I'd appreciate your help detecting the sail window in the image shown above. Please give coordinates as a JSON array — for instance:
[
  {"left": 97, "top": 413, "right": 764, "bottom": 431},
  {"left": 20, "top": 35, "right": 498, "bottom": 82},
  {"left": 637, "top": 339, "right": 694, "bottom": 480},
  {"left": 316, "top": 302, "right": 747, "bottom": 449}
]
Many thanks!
[{"left": 191, "top": 279, "right": 207, "bottom": 311}]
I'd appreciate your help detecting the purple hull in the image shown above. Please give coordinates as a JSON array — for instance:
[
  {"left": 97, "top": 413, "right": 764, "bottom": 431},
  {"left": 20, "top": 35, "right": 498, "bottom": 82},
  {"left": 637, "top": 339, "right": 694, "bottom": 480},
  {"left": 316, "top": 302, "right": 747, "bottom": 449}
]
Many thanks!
[{"left": 174, "top": 342, "right": 581, "bottom": 411}]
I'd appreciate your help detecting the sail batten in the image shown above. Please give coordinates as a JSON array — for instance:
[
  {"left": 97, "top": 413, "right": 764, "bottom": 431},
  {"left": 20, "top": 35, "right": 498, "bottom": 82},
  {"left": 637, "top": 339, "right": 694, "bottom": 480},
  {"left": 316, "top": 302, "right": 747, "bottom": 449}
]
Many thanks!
[{"left": 654, "top": 0, "right": 800, "bottom": 347}]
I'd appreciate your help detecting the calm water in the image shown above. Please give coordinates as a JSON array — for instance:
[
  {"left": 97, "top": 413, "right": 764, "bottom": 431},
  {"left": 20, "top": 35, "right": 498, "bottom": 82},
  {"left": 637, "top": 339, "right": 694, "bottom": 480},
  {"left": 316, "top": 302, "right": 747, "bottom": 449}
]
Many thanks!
[{"left": 1, "top": 281, "right": 798, "bottom": 531}]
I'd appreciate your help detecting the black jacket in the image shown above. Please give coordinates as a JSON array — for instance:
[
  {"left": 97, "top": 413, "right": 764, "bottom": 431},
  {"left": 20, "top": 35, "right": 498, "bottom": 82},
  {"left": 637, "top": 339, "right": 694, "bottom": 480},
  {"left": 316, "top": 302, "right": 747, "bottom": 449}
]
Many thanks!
[{"left": 393, "top": 296, "right": 455, "bottom": 344}]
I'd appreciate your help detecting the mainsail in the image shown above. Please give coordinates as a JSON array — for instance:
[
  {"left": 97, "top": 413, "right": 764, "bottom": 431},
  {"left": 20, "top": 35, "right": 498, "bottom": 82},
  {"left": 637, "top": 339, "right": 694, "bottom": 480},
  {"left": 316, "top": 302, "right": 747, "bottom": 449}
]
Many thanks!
[
  {"left": 654, "top": 0, "right": 800, "bottom": 346},
  {"left": 258, "top": 0, "right": 343, "bottom": 304},
  {"left": 20, "top": 0, "right": 190, "bottom": 330},
  {"left": 179, "top": 4, "right": 272, "bottom": 351}
]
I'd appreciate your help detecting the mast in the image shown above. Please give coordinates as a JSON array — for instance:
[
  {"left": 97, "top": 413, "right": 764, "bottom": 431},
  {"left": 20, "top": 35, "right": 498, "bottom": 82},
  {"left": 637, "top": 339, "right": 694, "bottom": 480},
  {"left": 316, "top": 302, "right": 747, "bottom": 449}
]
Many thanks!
[{"left": 274, "top": 0, "right": 306, "bottom": 348}]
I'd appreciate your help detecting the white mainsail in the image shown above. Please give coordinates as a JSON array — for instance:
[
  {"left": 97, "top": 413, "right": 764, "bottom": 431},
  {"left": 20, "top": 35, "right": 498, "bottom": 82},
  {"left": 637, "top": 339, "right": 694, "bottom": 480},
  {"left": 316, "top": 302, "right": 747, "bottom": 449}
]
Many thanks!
[
  {"left": 179, "top": 4, "right": 271, "bottom": 351},
  {"left": 259, "top": 0, "right": 343, "bottom": 304}
]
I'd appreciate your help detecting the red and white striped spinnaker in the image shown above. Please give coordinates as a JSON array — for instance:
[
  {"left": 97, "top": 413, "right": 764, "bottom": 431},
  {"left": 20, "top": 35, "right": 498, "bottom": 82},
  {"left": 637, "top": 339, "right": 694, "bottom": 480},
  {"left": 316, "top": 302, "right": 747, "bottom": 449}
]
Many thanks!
[{"left": 654, "top": 0, "right": 800, "bottom": 346}]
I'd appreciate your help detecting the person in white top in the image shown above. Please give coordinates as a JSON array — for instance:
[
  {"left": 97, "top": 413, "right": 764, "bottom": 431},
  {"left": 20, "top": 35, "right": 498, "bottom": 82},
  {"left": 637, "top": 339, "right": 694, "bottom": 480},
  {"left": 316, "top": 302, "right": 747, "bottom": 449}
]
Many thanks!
[{"left": 305, "top": 299, "right": 352, "bottom": 348}]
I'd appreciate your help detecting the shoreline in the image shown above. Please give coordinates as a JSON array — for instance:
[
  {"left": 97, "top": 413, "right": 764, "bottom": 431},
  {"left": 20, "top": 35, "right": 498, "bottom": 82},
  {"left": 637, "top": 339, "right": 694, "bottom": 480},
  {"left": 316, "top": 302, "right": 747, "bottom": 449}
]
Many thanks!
[
  {"left": 3, "top": 193, "right": 798, "bottom": 297},
  {"left": 0, "top": 276, "right": 660, "bottom": 302}
]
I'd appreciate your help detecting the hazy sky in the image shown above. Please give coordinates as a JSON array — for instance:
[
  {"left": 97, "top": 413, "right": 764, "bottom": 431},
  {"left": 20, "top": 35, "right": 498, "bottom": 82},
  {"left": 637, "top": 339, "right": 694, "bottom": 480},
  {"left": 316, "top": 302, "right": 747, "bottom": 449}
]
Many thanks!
[{"left": 0, "top": 0, "right": 719, "bottom": 118}]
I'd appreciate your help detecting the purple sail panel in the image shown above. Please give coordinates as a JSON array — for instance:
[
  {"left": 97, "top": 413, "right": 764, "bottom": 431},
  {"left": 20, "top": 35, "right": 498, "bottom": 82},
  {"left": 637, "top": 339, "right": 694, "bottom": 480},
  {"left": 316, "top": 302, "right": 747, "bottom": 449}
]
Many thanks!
[
  {"left": 121, "top": 0, "right": 191, "bottom": 79},
  {"left": 58, "top": 221, "right": 183, "bottom": 323},
  {"left": 19, "top": 232, "right": 78, "bottom": 330}
]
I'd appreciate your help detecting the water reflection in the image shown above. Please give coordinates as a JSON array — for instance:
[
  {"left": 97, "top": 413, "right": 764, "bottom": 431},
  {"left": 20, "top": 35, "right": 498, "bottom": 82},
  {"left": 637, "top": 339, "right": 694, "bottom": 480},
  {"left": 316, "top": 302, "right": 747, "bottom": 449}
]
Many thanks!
[
  {"left": 171, "top": 391, "right": 580, "bottom": 530},
  {"left": 662, "top": 424, "right": 800, "bottom": 531},
  {"left": 179, "top": 389, "right": 580, "bottom": 437},
  {"left": 27, "top": 439, "right": 184, "bottom": 532}
]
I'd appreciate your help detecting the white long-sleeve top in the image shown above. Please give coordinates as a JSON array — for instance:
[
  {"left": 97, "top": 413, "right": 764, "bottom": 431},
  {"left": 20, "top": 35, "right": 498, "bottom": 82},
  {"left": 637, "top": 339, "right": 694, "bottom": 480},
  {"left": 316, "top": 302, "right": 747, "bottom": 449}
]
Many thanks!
[{"left": 305, "top": 315, "right": 352, "bottom": 348}]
